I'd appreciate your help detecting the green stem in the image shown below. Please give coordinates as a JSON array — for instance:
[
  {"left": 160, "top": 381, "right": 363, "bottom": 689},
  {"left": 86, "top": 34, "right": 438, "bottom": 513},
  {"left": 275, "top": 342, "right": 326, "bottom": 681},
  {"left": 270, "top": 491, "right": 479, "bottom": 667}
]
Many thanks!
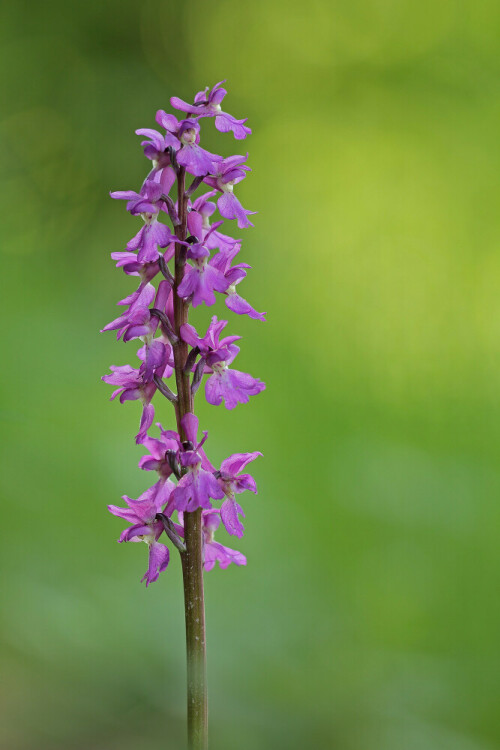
[
  {"left": 172, "top": 166, "right": 208, "bottom": 750},
  {"left": 181, "top": 510, "right": 208, "bottom": 749}
]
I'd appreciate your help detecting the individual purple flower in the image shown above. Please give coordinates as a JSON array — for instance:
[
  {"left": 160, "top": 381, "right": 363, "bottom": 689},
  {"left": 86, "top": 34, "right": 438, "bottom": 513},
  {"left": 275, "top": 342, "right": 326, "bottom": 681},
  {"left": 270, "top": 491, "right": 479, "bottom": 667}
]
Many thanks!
[
  {"left": 209, "top": 245, "right": 266, "bottom": 321},
  {"left": 204, "top": 155, "right": 256, "bottom": 228},
  {"left": 170, "top": 80, "right": 251, "bottom": 140},
  {"left": 108, "top": 484, "right": 171, "bottom": 586},
  {"left": 102, "top": 360, "right": 166, "bottom": 443},
  {"left": 110, "top": 250, "right": 162, "bottom": 281},
  {"left": 138, "top": 422, "right": 181, "bottom": 514},
  {"left": 216, "top": 452, "right": 262, "bottom": 538},
  {"left": 101, "top": 281, "right": 173, "bottom": 382},
  {"left": 137, "top": 337, "right": 172, "bottom": 383},
  {"left": 181, "top": 315, "right": 240, "bottom": 365},
  {"left": 170, "top": 414, "right": 224, "bottom": 513},
  {"left": 135, "top": 283, "right": 176, "bottom": 382},
  {"left": 202, "top": 510, "right": 247, "bottom": 570},
  {"left": 176, "top": 509, "right": 246, "bottom": 570},
  {"left": 177, "top": 230, "right": 229, "bottom": 307},
  {"left": 188, "top": 191, "right": 240, "bottom": 253},
  {"left": 135, "top": 128, "right": 173, "bottom": 171},
  {"left": 155, "top": 113, "right": 221, "bottom": 177},
  {"left": 206, "top": 367, "right": 265, "bottom": 410},
  {"left": 111, "top": 178, "right": 176, "bottom": 263},
  {"left": 111, "top": 178, "right": 164, "bottom": 215},
  {"left": 177, "top": 120, "right": 220, "bottom": 177},
  {"left": 101, "top": 281, "right": 156, "bottom": 339},
  {"left": 181, "top": 317, "right": 265, "bottom": 409},
  {"left": 127, "top": 221, "right": 174, "bottom": 264}
]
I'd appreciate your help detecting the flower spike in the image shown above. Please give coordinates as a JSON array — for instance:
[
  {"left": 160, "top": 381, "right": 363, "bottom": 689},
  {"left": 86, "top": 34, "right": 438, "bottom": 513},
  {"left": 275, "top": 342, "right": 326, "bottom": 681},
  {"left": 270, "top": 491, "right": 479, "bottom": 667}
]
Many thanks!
[{"left": 102, "top": 81, "right": 264, "bottom": 748}]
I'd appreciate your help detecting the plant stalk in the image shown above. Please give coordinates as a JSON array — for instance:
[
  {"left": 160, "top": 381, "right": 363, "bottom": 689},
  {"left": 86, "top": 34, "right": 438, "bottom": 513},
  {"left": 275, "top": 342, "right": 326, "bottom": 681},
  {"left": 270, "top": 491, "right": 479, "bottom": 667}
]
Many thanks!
[{"left": 172, "top": 165, "right": 208, "bottom": 750}]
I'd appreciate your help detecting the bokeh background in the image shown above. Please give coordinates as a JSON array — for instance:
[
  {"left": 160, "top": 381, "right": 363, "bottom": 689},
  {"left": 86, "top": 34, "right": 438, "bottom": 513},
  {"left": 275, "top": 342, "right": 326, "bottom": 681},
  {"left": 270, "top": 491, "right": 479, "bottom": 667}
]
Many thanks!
[{"left": 1, "top": 1, "right": 499, "bottom": 748}]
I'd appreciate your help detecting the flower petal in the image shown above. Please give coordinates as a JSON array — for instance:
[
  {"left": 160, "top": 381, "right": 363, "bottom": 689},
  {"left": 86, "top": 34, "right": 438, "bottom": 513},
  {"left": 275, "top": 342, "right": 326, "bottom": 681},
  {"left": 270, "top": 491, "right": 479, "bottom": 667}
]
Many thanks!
[
  {"left": 204, "top": 541, "right": 246, "bottom": 571},
  {"left": 220, "top": 497, "right": 245, "bottom": 538},
  {"left": 141, "top": 541, "right": 170, "bottom": 586}
]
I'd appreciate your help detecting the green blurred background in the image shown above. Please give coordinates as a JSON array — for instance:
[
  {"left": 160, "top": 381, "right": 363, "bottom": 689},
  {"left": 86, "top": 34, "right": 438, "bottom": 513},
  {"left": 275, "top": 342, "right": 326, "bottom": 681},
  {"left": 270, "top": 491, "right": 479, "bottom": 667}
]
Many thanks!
[{"left": 1, "top": 1, "right": 499, "bottom": 748}]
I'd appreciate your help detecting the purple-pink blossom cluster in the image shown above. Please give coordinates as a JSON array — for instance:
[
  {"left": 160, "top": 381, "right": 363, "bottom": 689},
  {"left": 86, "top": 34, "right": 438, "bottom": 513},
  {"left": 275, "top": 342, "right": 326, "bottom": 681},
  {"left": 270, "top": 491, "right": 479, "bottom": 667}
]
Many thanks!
[{"left": 102, "top": 81, "right": 264, "bottom": 585}]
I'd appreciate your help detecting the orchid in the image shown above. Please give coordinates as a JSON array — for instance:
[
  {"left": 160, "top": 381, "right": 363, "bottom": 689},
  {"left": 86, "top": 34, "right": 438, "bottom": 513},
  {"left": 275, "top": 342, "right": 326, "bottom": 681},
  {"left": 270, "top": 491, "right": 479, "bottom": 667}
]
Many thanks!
[
  {"left": 135, "top": 127, "right": 172, "bottom": 170},
  {"left": 177, "top": 237, "right": 229, "bottom": 307},
  {"left": 216, "top": 452, "right": 262, "bottom": 538},
  {"left": 167, "top": 413, "right": 225, "bottom": 512},
  {"left": 101, "top": 280, "right": 169, "bottom": 340},
  {"left": 155, "top": 112, "right": 222, "bottom": 177},
  {"left": 102, "top": 81, "right": 264, "bottom": 749},
  {"left": 110, "top": 250, "right": 161, "bottom": 280},
  {"left": 209, "top": 244, "right": 266, "bottom": 321},
  {"left": 203, "top": 155, "right": 256, "bottom": 228},
  {"left": 138, "top": 423, "right": 180, "bottom": 479},
  {"left": 108, "top": 485, "right": 171, "bottom": 586},
  {"left": 188, "top": 191, "right": 240, "bottom": 253},
  {"left": 176, "top": 510, "right": 246, "bottom": 570},
  {"left": 111, "top": 178, "right": 176, "bottom": 263},
  {"left": 102, "top": 362, "right": 159, "bottom": 443},
  {"left": 171, "top": 80, "right": 251, "bottom": 140},
  {"left": 180, "top": 316, "right": 266, "bottom": 408}
]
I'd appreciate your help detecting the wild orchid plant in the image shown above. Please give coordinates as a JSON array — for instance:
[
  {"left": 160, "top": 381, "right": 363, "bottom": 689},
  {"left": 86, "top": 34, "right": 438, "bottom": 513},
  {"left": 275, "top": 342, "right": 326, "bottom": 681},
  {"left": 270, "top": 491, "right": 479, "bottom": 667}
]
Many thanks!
[{"left": 102, "top": 81, "right": 264, "bottom": 749}]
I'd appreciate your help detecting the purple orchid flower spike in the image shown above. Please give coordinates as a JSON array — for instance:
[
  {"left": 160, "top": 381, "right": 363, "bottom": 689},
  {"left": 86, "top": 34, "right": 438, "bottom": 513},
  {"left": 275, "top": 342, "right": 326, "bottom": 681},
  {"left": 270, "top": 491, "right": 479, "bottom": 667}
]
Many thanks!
[
  {"left": 171, "top": 80, "right": 251, "bottom": 140},
  {"left": 216, "top": 452, "right": 262, "bottom": 538},
  {"left": 181, "top": 317, "right": 266, "bottom": 409},
  {"left": 155, "top": 112, "right": 222, "bottom": 177},
  {"left": 210, "top": 245, "right": 266, "bottom": 321},
  {"left": 204, "top": 155, "right": 256, "bottom": 228},
  {"left": 103, "top": 82, "right": 264, "bottom": 747},
  {"left": 108, "top": 484, "right": 171, "bottom": 586},
  {"left": 171, "top": 413, "right": 224, "bottom": 512},
  {"left": 111, "top": 178, "right": 176, "bottom": 263}
]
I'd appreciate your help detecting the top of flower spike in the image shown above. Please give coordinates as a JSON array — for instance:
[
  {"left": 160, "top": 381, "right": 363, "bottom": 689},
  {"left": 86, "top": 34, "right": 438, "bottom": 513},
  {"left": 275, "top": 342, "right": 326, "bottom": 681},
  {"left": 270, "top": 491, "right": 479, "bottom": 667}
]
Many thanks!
[{"left": 170, "top": 80, "right": 251, "bottom": 141}]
